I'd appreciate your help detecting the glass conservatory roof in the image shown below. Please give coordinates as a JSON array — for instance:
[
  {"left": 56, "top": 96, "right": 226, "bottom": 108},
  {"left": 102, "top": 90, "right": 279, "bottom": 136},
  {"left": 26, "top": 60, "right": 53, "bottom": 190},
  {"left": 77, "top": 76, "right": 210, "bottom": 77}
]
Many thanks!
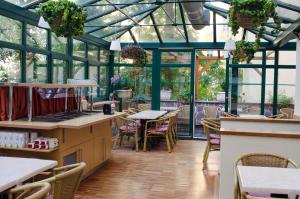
[{"left": 5, "top": 0, "right": 300, "bottom": 45}]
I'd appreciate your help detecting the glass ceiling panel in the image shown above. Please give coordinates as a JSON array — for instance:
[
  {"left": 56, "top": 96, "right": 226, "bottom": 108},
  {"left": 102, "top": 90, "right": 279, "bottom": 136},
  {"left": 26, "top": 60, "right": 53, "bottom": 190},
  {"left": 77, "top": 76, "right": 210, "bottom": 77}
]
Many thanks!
[
  {"left": 118, "top": 31, "right": 134, "bottom": 43},
  {"left": 129, "top": 16, "right": 159, "bottom": 42},
  {"left": 85, "top": 4, "right": 114, "bottom": 19},
  {"left": 4, "top": 0, "right": 37, "bottom": 7}
]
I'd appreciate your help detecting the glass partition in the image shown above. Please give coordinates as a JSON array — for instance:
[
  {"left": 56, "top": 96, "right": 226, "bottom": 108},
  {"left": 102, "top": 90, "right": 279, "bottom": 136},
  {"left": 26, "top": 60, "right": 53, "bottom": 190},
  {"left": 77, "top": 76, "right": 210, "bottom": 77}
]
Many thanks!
[
  {"left": 0, "top": 15, "right": 21, "bottom": 44},
  {"left": 53, "top": 59, "right": 67, "bottom": 83},
  {"left": 26, "top": 53, "right": 47, "bottom": 83},
  {"left": 26, "top": 25, "right": 47, "bottom": 49},
  {"left": 0, "top": 48, "right": 21, "bottom": 82},
  {"left": 73, "top": 60, "right": 85, "bottom": 79}
]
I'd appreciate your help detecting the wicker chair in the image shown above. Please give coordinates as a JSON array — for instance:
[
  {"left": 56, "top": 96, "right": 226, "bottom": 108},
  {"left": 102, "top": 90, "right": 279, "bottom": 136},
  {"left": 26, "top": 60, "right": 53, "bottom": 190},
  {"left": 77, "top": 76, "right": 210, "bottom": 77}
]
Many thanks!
[
  {"left": 38, "top": 162, "right": 86, "bottom": 199},
  {"left": 201, "top": 118, "right": 221, "bottom": 170},
  {"left": 137, "top": 104, "right": 151, "bottom": 111},
  {"left": 280, "top": 108, "right": 294, "bottom": 119},
  {"left": 144, "top": 116, "right": 174, "bottom": 153},
  {"left": 234, "top": 153, "right": 298, "bottom": 199},
  {"left": 125, "top": 108, "right": 139, "bottom": 115},
  {"left": 115, "top": 116, "right": 140, "bottom": 151},
  {"left": 8, "top": 182, "right": 51, "bottom": 199},
  {"left": 203, "top": 106, "right": 220, "bottom": 118},
  {"left": 221, "top": 112, "right": 239, "bottom": 118}
]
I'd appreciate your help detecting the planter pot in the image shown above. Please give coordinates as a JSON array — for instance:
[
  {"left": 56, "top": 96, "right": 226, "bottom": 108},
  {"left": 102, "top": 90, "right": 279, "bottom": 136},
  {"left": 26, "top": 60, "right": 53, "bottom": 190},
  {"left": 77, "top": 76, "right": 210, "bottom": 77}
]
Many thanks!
[
  {"left": 115, "top": 89, "right": 132, "bottom": 99},
  {"left": 236, "top": 12, "right": 253, "bottom": 29},
  {"left": 216, "top": 92, "right": 225, "bottom": 102},
  {"left": 160, "top": 90, "right": 172, "bottom": 100}
]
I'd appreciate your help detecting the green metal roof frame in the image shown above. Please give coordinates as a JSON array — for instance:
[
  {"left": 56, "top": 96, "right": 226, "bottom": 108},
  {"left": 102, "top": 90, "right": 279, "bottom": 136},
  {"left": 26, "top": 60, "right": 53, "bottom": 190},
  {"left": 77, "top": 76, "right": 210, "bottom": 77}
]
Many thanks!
[{"left": 6, "top": 0, "right": 300, "bottom": 46}]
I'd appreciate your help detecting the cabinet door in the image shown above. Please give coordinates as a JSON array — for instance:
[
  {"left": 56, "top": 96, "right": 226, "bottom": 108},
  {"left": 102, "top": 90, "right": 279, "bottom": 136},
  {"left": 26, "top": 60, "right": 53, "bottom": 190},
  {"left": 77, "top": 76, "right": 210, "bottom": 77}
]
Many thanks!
[
  {"left": 94, "top": 136, "right": 105, "bottom": 166},
  {"left": 60, "top": 146, "right": 81, "bottom": 167},
  {"left": 81, "top": 139, "right": 95, "bottom": 172}
]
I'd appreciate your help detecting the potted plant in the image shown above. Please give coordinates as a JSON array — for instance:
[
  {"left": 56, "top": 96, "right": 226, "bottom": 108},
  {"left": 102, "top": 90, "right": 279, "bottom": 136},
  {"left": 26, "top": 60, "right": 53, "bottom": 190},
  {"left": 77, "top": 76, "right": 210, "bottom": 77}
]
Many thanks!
[
  {"left": 111, "top": 75, "right": 132, "bottom": 99},
  {"left": 37, "top": 0, "right": 87, "bottom": 37},
  {"left": 228, "top": 0, "right": 281, "bottom": 62},
  {"left": 178, "top": 89, "right": 190, "bottom": 105},
  {"left": 121, "top": 45, "right": 148, "bottom": 67},
  {"left": 232, "top": 40, "right": 256, "bottom": 64},
  {"left": 0, "top": 66, "right": 8, "bottom": 83}
]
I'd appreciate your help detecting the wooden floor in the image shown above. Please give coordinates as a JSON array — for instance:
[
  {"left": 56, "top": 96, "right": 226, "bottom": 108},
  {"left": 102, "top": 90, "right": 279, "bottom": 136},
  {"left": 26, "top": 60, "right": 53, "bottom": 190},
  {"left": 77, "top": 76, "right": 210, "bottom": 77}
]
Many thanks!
[{"left": 75, "top": 140, "right": 220, "bottom": 199}]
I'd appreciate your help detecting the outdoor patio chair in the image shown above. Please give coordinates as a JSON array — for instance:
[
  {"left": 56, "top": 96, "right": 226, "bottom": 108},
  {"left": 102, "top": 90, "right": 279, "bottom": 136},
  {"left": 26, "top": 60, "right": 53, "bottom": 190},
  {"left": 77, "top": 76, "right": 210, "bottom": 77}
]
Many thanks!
[
  {"left": 9, "top": 182, "right": 51, "bottom": 199},
  {"left": 201, "top": 118, "right": 221, "bottom": 170},
  {"left": 203, "top": 106, "right": 220, "bottom": 118},
  {"left": 38, "top": 162, "right": 86, "bottom": 199},
  {"left": 137, "top": 103, "right": 151, "bottom": 111},
  {"left": 144, "top": 116, "right": 175, "bottom": 153},
  {"left": 234, "top": 153, "right": 298, "bottom": 199},
  {"left": 115, "top": 116, "right": 140, "bottom": 151},
  {"left": 280, "top": 108, "right": 294, "bottom": 119}
]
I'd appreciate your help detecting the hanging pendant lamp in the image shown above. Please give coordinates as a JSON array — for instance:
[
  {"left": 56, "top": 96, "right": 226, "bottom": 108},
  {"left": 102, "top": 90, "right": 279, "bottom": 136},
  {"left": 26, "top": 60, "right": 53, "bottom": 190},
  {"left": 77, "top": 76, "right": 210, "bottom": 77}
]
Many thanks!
[
  {"left": 38, "top": 16, "right": 50, "bottom": 29},
  {"left": 224, "top": 39, "right": 236, "bottom": 51},
  {"left": 110, "top": 39, "right": 121, "bottom": 51}
]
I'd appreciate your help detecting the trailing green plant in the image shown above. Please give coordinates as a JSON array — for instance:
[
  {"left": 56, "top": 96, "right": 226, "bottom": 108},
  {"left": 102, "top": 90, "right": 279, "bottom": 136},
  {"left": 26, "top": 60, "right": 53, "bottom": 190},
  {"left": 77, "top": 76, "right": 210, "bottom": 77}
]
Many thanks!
[
  {"left": 121, "top": 45, "right": 148, "bottom": 67},
  {"left": 228, "top": 0, "right": 281, "bottom": 61},
  {"left": 178, "top": 89, "right": 190, "bottom": 104},
  {"left": 0, "top": 66, "right": 8, "bottom": 83},
  {"left": 269, "top": 93, "right": 294, "bottom": 109},
  {"left": 232, "top": 40, "right": 256, "bottom": 64},
  {"left": 37, "top": 0, "right": 87, "bottom": 37}
]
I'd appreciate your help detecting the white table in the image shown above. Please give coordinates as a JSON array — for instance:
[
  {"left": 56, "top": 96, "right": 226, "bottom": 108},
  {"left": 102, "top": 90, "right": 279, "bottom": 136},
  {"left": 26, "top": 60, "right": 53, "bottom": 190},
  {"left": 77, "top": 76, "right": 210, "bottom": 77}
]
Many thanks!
[
  {"left": 128, "top": 110, "right": 167, "bottom": 120},
  {"left": 237, "top": 166, "right": 300, "bottom": 198},
  {"left": 0, "top": 157, "right": 57, "bottom": 193},
  {"left": 160, "top": 107, "right": 178, "bottom": 112}
]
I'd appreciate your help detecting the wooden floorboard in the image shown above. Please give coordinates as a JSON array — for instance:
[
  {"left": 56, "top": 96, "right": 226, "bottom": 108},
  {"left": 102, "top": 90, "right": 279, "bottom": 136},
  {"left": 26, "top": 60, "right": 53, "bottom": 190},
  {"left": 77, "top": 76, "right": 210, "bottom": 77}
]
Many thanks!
[{"left": 75, "top": 140, "right": 220, "bottom": 199}]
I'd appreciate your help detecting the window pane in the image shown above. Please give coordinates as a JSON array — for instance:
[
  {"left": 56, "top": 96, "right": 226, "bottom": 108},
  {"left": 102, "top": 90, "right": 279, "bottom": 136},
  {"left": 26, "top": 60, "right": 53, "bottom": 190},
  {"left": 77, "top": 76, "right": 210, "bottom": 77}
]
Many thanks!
[
  {"left": 265, "top": 69, "right": 274, "bottom": 116},
  {"left": 88, "top": 44, "right": 98, "bottom": 61},
  {"left": 0, "top": 15, "right": 21, "bottom": 44},
  {"left": 52, "top": 35, "right": 67, "bottom": 54},
  {"left": 73, "top": 60, "right": 85, "bottom": 79},
  {"left": 73, "top": 39, "right": 86, "bottom": 58},
  {"left": 100, "top": 48, "right": 109, "bottom": 64},
  {"left": 99, "top": 66, "right": 108, "bottom": 99},
  {"left": 0, "top": 48, "right": 21, "bottom": 82},
  {"left": 278, "top": 69, "right": 295, "bottom": 109},
  {"left": 26, "top": 53, "right": 47, "bottom": 83},
  {"left": 26, "top": 24, "right": 47, "bottom": 49},
  {"left": 53, "top": 59, "right": 67, "bottom": 83},
  {"left": 161, "top": 51, "right": 191, "bottom": 64}
]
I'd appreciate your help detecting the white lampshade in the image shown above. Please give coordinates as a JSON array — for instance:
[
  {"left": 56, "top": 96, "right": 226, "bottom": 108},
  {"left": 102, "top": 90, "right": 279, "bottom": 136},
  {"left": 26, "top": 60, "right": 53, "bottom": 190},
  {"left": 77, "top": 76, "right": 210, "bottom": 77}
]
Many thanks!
[
  {"left": 38, "top": 16, "right": 50, "bottom": 29},
  {"left": 223, "top": 50, "right": 230, "bottom": 59},
  {"left": 110, "top": 39, "right": 121, "bottom": 51},
  {"left": 224, "top": 39, "right": 236, "bottom": 51}
]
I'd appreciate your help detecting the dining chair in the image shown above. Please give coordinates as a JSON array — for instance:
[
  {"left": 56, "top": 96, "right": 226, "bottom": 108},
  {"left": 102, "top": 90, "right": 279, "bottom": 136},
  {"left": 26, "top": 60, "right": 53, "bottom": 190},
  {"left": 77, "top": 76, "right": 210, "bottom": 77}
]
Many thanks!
[
  {"left": 234, "top": 153, "right": 298, "bottom": 199},
  {"left": 9, "top": 182, "right": 51, "bottom": 199},
  {"left": 221, "top": 112, "right": 239, "bottom": 118},
  {"left": 125, "top": 108, "right": 139, "bottom": 115},
  {"left": 115, "top": 115, "right": 140, "bottom": 151},
  {"left": 37, "top": 162, "right": 86, "bottom": 199},
  {"left": 201, "top": 118, "right": 221, "bottom": 170},
  {"left": 137, "top": 104, "right": 151, "bottom": 111},
  {"left": 280, "top": 108, "right": 294, "bottom": 119},
  {"left": 203, "top": 106, "right": 220, "bottom": 118},
  {"left": 144, "top": 116, "right": 174, "bottom": 153}
]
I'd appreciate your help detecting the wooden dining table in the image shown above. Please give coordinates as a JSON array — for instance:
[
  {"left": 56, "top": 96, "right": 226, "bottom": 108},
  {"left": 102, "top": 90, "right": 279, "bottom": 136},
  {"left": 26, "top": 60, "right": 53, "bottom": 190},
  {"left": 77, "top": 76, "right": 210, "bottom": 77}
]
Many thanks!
[
  {"left": 237, "top": 165, "right": 300, "bottom": 198},
  {"left": 128, "top": 110, "right": 167, "bottom": 146},
  {"left": 0, "top": 157, "right": 58, "bottom": 193}
]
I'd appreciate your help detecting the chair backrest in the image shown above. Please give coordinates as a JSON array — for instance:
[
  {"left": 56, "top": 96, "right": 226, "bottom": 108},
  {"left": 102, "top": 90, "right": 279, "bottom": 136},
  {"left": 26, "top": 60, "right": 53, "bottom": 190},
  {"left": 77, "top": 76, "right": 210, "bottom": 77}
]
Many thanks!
[
  {"left": 138, "top": 104, "right": 151, "bottom": 111},
  {"left": 280, "top": 108, "right": 294, "bottom": 119},
  {"left": 9, "top": 182, "right": 51, "bottom": 199},
  {"left": 51, "top": 162, "right": 86, "bottom": 199},
  {"left": 236, "top": 153, "right": 298, "bottom": 168},
  {"left": 201, "top": 119, "right": 220, "bottom": 141},
  {"left": 178, "top": 105, "right": 190, "bottom": 119},
  {"left": 203, "top": 106, "right": 219, "bottom": 118},
  {"left": 221, "top": 112, "right": 239, "bottom": 118}
]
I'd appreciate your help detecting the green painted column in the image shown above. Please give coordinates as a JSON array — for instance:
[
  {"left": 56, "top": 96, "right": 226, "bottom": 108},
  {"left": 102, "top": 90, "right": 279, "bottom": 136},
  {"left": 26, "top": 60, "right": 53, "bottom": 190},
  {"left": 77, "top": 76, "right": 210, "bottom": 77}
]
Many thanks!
[
  {"left": 108, "top": 51, "right": 114, "bottom": 95},
  {"left": 260, "top": 50, "right": 266, "bottom": 115},
  {"left": 47, "top": 30, "right": 52, "bottom": 83},
  {"left": 67, "top": 37, "right": 73, "bottom": 79},
  {"left": 231, "top": 66, "right": 238, "bottom": 115},
  {"left": 21, "top": 21, "right": 26, "bottom": 83},
  {"left": 151, "top": 48, "right": 160, "bottom": 110},
  {"left": 273, "top": 50, "right": 279, "bottom": 115},
  {"left": 189, "top": 50, "right": 196, "bottom": 138}
]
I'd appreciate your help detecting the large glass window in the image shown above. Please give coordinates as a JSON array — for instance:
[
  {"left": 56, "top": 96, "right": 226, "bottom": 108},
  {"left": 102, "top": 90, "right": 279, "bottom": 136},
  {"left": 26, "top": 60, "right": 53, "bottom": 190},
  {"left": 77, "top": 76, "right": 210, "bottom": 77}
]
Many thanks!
[
  {"left": 100, "top": 48, "right": 109, "bottom": 64},
  {"left": 52, "top": 34, "right": 67, "bottom": 54},
  {"left": 72, "top": 60, "right": 85, "bottom": 79},
  {"left": 73, "top": 39, "right": 86, "bottom": 58},
  {"left": 0, "top": 48, "right": 21, "bottom": 82},
  {"left": 0, "top": 15, "right": 21, "bottom": 44},
  {"left": 278, "top": 69, "right": 295, "bottom": 110},
  {"left": 53, "top": 59, "right": 67, "bottom": 83},
  {"left": 88, "top": 44, "right": 98, "bottom": 61},
  {"left": 26, "top": 53, "right": 47, "bottom": 83},
  {"left": 161, "top": 51, "right": 191, "bottom": 64},
  {"left": 26, "top": 24, "right": 47, "bottom": 49}
]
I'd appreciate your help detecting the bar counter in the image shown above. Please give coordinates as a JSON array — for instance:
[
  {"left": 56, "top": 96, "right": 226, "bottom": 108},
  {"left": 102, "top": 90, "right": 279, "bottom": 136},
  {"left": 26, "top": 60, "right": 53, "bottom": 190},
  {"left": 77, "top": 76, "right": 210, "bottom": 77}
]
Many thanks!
[{"left": 0, "top": 112, "right": 125, "bottom": 177}]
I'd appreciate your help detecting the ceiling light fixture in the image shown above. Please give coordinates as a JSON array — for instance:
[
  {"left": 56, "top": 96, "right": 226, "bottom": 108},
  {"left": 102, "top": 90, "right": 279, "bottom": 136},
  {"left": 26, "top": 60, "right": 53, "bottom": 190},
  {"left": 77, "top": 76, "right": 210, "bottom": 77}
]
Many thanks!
[
  {"left": 110, "top": 39, "right": 121, "bottom": 51},
  {"left": 224, "top": 39, "right": 236, "bottom": 51}
]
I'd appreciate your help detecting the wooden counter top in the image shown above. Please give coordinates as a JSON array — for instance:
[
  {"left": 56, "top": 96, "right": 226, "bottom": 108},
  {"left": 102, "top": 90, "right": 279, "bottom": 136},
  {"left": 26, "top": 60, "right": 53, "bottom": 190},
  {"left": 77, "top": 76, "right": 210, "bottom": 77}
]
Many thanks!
[
  {"left": 221, "top": 128, "right": 300, "bottom": 139},
  {"left": 0, "top": 112, "right": 125, "bottom": 130},
  {"left": 221, "top": 117, "right": 300, "bottom": 124}
]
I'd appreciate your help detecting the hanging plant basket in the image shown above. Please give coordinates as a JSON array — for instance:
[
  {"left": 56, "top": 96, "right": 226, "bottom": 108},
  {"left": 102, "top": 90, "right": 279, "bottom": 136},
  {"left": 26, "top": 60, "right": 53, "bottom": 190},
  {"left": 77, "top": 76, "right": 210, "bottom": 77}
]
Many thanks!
[
  {"left": 235, "top": 12, "right": 253, "bottom": 29},
  {"left": 232, "top": 41, "right": 256, "bottom": 64},
  {"left": 37, "top": 0, "right": 87, "bottom": 37},
  {"left": 121, "top": 45, "right": 148, "bottom": 67}
]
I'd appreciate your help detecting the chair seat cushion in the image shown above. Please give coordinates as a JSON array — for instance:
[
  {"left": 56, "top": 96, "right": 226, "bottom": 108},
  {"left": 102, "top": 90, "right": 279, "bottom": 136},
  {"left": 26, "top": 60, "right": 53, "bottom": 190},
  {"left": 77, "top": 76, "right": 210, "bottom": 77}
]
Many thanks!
[
  {"left": 120, "top": 125, "right": 137, "bottom": 132},
  {"left": 148, "top": 125, "right": 169, "bottom": 132},
  {"left": 210, "top": 138, "right": 220, "bottom": 145},
  {"left": 210, "top": 134, "right": 220, "bottom": 139}
]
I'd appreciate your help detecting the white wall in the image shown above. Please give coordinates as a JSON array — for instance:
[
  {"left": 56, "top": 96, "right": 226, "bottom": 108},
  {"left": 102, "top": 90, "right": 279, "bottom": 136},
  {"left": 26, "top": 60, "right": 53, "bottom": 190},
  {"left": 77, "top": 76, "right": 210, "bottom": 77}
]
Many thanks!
[{"left": 295, "top": 39, "right": 300, "bottom": 116}]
